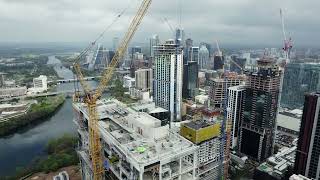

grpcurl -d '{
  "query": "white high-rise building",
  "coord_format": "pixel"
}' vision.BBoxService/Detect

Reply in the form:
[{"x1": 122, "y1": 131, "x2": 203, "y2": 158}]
[
  {"x1": 33, "y1": 75, "x2": 47, "y2": 90},
  {"x1": 190, "y1": 46, "x2": 199, "y2": 63},
  {"x1": 227, "y1": 85, "x2": 245, "y2": 149},
  {"x1": 199, "y1": 45, "x2": 209, "y2": 69},
  {"x1": 135, "y1": 68, "x2": 153, "y2": 91},
  {"x1": 153, "y1": 39, "x2": 183, "y2": 121},
  {"x1": 28, "y1": 75, "x2": 48, "y2": 94}
]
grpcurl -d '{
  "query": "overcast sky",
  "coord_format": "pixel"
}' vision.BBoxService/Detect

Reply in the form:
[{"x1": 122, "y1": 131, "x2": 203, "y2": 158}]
[{"x1": 0, "y1": 0, "x2": 319, "y2": 47}]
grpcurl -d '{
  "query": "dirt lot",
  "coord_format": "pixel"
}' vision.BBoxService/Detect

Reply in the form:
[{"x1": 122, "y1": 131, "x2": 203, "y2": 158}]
[{"x1": 25, "y1": 166, "x2": 81, "y2": 180}]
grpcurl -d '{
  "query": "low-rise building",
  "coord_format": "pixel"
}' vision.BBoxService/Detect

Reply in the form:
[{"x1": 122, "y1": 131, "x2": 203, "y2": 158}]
[
  {"x1": 129, "y1": 88, "x2": 152, "y2": 102},
  {"x1": 254, "y1": 146, "x2": 296, "y2": 180},
  {"x1": 0, "y1": 86, "x2": 27, "y2": 98},
  {"x1": 0, "y1": 102, "x2": 30, "y2": 120},
  {"x1": 289, "y1": 174, "x2": 312, "y2": 180},
  {"x1": 123, "y1": 75, "x2": 135, "y2": 89}
]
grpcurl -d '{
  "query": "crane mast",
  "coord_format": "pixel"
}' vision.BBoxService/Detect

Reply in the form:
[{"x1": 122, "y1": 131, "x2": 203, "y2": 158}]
[
  {"x1": 73, "y1": 0, "x2": 152, "y2": 179},
  {"x1": 215, "y1": 40, "x2": 230, "y2": 180}
]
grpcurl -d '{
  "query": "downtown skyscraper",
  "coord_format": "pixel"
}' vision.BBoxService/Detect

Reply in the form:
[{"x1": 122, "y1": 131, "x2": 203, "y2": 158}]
[
  {"x1": 153, "y1": 39, "x2": 183, "y2": 121},
  {"x1": 182, "y1": 61, "x2": 198, "y2": 99},
  {"x1": 227, "y1": 85, "x2": 246, "y2": 149},
  {"x1": 149, "y1": 34, "x2": 160, "y2": 59},
  {"x1": 238, "y1": 58, "x2": 282, "y2": 162},
  {"x1": 199, "y1": 45, "x2": 210, "y2": 70},
  {"x1": 294, "y1": 92, "x2": 320, "y2": 179}
]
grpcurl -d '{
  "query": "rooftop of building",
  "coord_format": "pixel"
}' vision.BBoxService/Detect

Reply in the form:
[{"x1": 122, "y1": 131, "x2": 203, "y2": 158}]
[
  {"x1": 130, "y1": 101, "x2": 168, "y2": 114},
  {"x1": 209, "y1": 72, "x2": 247, "y2": 82},
  {"x1": 228, "y1": 85, "x2": 246, "y2": 91},
  {"x1": 277, "y1": 113, "x2": 301, "y2": 132},
  {"x1": 73, "y1": 99, "x2": 197, "y2": 167},
  {"x1": 290, "y1": 174, "x2": 312, "y2": 180},
  {"x1": 256, "y1": 146, "x2": 296, "y2": 177},
  {"x1": 183, "y1": 120, "x2": 216, "y2": 131}
]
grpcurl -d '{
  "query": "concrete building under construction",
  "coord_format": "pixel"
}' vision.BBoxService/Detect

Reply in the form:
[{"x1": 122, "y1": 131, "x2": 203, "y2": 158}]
[
  {"x1": 180, "y1": 107, "x2": 230, "y2": 180},
  {"x1": 238, "y1": 58, "x2": 282, "y2": 162},
  {"x1": 73, "y1": 99, "x2": 198, "y2": 180},
  {"x1": 208, "y1": 72, "x2": 246, "y2": 108},
  {"x1": 180, "y1": 120, "x2": 222, "y2": 180}
]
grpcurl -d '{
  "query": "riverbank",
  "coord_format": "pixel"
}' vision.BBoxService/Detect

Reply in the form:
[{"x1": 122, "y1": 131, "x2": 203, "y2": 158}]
[
  {"x1": 0, "y1": 95, "x2": 66, "y2": 137},
  {"x1": 1, "y1": 134, "x2": 79, "y2": 180}
]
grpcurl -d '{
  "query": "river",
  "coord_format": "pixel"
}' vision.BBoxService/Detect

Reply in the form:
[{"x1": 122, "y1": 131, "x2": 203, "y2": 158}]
[{"x1": 0, "y1": 56, "x2": 98, "y2": 176}]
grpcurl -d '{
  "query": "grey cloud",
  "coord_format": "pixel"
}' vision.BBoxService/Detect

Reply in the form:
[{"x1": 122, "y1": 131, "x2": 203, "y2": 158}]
[{"x1": 0, "y1": 0, "x2": 319, "y2": 47}]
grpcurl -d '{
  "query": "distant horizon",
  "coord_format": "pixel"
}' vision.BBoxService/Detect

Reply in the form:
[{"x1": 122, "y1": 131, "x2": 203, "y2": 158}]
[{"x1": 0, "y1": 41, "x2": 318, "y2": 50}]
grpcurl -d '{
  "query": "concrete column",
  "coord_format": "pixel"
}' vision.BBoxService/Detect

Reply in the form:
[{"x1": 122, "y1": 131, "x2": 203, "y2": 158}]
[
  {"x1": 193, "y1": 152, "x2": 197, "y2": 179},
  {"x1": 139, "y1": 171, "x2": 143, "y2": 180},
  {"x1": 179, "y1": 157, "x2": 182, "y2": 180},
  {"x1": 159, "y1": 163, "x2": 162, "y2": 180}
]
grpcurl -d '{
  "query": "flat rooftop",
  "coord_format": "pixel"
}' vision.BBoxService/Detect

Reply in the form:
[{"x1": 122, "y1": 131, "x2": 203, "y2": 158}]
[
  {"x1": 184, "y1": 120, "x2": 215, "y2": 130},
  {"x1": 73, "y1": 99, "x2": 197, "y2": 168},
  {"x1": 277, "y1": 113, "x2": 301, "y2": 132}
]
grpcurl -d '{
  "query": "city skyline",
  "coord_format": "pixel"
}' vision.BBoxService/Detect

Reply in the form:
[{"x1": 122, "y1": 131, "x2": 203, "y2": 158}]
[
  {"x1": 1, "y1": 0, "x2": 320, "y2": 179},
  {"x1": 0, "y1": 0, "x2": 319, "y2": 47}
]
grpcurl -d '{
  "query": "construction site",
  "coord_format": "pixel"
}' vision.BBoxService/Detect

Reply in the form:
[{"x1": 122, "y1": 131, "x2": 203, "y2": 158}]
[
  {"x1": 69, "y1": 0, "x2": 289, "y2": 179},
  {"x1": 73, "y1": 97, "x2": 234, "y2": 180},
  {"x1": 74, "y1": 98, "x2": 198, "y2": 180}
]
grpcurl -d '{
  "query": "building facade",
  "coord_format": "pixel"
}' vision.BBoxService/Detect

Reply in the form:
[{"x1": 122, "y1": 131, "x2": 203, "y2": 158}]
[
  {"x1": 180, "y1": 120, "x2": 223, "y2": 180},
  {"x1": 28, "y1": 75, "x2": 48, "y2": 94},
  {"x1": 149, "y1": 34, "x2": 160, "y2": 58},
  {"x1": 190, "y1": 47, "x2": 199, "y2": 64},
  {"x1": 94, "y1": 44, "x2": 108, "y2": 69},
  {"x1": 208, "y1": 72, "x2": 246, "y2": 108},
  {"x1": 0, "y1": 73, "x2": 6, "y2": 87},
  {"x1": 281, "y1": 63, "x2": 320, "y2": 109},
  {"x1": 213, "y1": 55, "x2": 224, "y2": 70},
  {"x1": 184, "y1": 38, "x2": 193, "y2": 64},
  {"x1": 183, "y1": 61, "x2": 199, "y2": 99},
  {"x1": 135, "y1": 68, "x2": 153, "y2": 91},
  {"x1": 227, "y1": 85, "x2": 245, "y2": 149},
  {"x1": 153, "y1": 40, "x2": 183, "y2": 121},
  {"x1": 123, "y1": 75, "x2": 135, "y2": 89},
  {"x1": 294, "y1": 92, "x2": 320, "y2": 179},
  {"x1": 238, "y1": 59, "x2": 282, "y2": 162},
  {"x1": 199, "y1": 45, "x2": 209, "y2": 70},
  {"x1": 0, "y1": 86, "x2": 27, "y2": 98},
  {"x1": 33, "y1": 75, "x2": 47, "y2": 90}
]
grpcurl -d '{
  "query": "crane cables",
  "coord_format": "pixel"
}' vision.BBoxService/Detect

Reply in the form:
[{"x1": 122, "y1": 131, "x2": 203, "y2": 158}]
[
  {"x1": 73, "y1": 0, "x2": 133, "y2": 64},
  {"x1": 72, "y1": 0, "x2": 133, "y2": 93}
]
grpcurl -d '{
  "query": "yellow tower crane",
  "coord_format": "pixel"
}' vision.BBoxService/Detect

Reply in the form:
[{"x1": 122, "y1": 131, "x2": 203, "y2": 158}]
[{"x1": 73, "y1": 0, "x2": 152, "y2": 179}]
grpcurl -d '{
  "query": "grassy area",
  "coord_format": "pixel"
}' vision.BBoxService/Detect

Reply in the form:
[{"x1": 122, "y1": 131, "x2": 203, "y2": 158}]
[
  {"x1": 109, "y1": 79, "x2": 137, "y2": 104},
  {"x1": 55, "y1": 55, "x2": 74, "y2": 68},
  {"x1": 0, "y1": 95, "x2": 66, "y2": 136},
  {"x1": 1, "y1": 134, "x2": 79, "y2": 180},
  {"x1": 0, "y1": 56, "x2": 58, "y2": 86}
]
